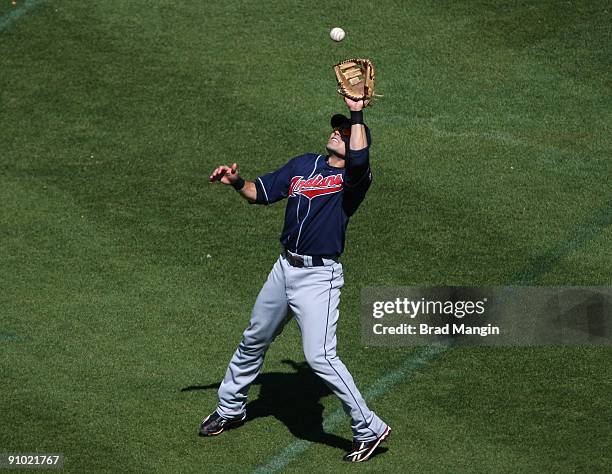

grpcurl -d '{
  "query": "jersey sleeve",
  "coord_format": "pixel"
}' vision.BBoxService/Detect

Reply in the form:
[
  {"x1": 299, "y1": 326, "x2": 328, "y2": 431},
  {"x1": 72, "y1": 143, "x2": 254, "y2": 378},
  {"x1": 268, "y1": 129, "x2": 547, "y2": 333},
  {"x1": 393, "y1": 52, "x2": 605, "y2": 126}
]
[
  {"x1": 343, "y1": 146, "x2": 373, "y2": 216},
  {"x1": 253, "y1": 157, "x2": 296, "y2": 205}
]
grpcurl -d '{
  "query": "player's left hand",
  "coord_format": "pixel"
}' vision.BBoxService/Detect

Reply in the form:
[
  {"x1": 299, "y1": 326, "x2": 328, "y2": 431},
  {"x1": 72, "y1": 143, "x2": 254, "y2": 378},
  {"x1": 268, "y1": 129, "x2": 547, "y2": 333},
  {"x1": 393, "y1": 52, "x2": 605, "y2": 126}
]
[
  {"x1": 209, "y1": 162, "x2": 240, "y2": 185},
  {"x1": 344, "y1": 96, "x2": 367, "y2": 111}
]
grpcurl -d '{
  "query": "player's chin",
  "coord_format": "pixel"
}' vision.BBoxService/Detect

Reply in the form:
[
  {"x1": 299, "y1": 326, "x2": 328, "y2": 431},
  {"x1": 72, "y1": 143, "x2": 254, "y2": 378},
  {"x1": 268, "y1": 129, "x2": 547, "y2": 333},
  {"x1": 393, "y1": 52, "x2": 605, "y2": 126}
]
[{"x1": 326, "y1": 145, "x2": 345, "y2": 158}]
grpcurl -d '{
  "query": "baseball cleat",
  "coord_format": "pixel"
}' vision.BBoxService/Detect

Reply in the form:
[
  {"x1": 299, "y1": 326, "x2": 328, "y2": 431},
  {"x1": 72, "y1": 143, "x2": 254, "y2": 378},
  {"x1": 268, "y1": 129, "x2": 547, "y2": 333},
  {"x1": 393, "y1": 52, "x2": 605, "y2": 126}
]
[
  {"x1": 342, "y1": 426, "x2": 391, "y2": 462},
  {"x1": 198, "y1": 410, "x2": 246, "y2": 437}
]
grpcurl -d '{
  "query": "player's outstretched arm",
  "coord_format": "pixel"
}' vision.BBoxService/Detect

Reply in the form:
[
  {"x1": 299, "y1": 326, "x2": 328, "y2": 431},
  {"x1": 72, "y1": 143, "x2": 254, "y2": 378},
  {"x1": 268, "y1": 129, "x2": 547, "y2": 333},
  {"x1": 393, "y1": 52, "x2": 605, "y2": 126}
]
[
  {"x1": 209, "y1": 163, "x2": 257, "y2": 202},
  {"x1": 342, "y1": 97, "x2": 370, "y2": 188},
  {"x1": 344, "y1": 97, "x2": 367, "y2": 151}
]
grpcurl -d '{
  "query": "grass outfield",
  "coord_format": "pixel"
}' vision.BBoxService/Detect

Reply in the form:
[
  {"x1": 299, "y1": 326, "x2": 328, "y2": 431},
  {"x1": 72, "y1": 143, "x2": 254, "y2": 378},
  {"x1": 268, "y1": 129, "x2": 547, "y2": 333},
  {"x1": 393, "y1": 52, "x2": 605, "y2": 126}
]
[{"x1": 1, "y1": 0, "x2": 611, "y2": 472}]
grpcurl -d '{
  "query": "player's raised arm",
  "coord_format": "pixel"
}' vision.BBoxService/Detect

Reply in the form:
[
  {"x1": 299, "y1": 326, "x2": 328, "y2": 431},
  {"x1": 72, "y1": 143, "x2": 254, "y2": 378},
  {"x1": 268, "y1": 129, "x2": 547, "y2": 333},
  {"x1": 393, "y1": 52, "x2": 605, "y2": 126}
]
[
  {"x1": 209, "y1": 163, "x2": 257, "y2": 202},
  {"x1": 340, "y1": 97, "x2": 371, "y2": 189},
  {"x1": 344, "y1": 97, "x2": 367, "y2": 151}
]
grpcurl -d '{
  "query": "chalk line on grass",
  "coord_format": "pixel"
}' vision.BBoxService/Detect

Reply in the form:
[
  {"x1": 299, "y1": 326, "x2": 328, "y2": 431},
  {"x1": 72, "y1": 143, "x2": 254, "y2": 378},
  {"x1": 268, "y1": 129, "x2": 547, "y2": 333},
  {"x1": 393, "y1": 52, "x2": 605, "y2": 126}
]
[
  {"x1": 250, "y1": 198, "x2": 612, "y2": 472},
  {"x1": 0, "y1": 0, "x2": 45, "y2": 32},
  {"x1": 252, "y1": 344, "x2": 448, "y2": 473},
  {"x1": 513, "y1": 198, "x2": 612, "y2": 284}
]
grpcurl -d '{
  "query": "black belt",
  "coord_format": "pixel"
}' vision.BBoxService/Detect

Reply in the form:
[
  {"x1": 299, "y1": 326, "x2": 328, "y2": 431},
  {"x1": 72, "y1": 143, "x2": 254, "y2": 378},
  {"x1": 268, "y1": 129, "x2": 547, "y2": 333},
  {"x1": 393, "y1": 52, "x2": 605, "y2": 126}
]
[{"x1": 282, "y1": 249, "x2": 338, "y2": 268}]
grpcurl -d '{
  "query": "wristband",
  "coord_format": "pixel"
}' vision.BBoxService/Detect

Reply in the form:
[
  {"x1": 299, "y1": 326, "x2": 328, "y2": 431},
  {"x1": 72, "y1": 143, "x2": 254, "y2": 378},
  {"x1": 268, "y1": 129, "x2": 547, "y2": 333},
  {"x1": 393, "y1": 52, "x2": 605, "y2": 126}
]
[
  {"x1": 350, "y1": 110, "x2": 364, "y2": 125},
  {"x1": 232, "y1": 177, "x2": 245, "y2": 191}
]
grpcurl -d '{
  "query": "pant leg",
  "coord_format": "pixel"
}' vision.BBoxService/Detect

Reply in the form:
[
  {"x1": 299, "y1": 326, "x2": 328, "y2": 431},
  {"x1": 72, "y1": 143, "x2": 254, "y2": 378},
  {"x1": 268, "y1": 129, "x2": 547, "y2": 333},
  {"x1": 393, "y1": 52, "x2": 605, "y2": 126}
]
[
  {"x1": 286, "y1": 260, "x2": 388, "y2": 442},
  {"x1": 217, "y1": 257, "x2": 289, "y2": 418}
]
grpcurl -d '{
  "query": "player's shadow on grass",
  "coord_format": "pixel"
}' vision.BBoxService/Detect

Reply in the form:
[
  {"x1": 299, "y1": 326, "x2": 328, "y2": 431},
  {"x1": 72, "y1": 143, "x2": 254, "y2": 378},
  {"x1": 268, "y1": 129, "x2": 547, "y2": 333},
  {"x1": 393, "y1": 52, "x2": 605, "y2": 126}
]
[{"x1": 182, "y1": 359, "x2": 387, "y2": 456}]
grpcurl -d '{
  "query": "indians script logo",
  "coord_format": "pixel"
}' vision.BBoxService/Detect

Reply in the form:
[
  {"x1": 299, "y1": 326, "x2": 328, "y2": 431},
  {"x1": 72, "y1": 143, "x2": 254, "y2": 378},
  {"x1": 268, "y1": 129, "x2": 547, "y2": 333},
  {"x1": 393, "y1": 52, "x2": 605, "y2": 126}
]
[{"x1": 288, "y1": 173, "x2": 344, "y2": 200}]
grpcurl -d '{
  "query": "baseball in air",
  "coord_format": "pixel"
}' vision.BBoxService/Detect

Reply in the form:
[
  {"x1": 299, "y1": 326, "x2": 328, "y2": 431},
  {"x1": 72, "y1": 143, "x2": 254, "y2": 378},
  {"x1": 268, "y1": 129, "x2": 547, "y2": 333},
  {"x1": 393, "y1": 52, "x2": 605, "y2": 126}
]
[{"x1": 330, "y1": 27, "x2": 346, "y2": 42}]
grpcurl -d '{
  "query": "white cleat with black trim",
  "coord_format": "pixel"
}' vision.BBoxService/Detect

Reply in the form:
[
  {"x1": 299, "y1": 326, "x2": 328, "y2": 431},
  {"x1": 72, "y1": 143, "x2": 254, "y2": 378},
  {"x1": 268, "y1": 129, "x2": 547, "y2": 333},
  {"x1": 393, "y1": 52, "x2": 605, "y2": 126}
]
[
  {"x1": 342, "y1": 426, "x2": 391, "y2": 462},
  {"x1": 198, "y1": 410, "x2": 246, "y2": 437}
]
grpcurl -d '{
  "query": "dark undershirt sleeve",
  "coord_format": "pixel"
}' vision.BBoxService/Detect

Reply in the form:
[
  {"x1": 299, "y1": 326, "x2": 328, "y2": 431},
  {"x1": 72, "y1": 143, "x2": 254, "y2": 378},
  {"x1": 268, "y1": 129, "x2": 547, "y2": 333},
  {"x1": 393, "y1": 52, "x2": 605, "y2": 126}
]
[
  {"x1": 345, "y1": 147, "x2": 370, "y2": 187},
  {"x1": 343, "y1": 146, "x2": 372, "y2": 216}
]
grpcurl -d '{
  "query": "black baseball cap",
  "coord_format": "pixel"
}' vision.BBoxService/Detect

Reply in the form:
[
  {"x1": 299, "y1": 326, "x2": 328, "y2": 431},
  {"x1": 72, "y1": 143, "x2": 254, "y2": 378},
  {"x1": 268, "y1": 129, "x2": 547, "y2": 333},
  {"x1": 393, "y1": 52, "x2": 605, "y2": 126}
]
[
  {"x1": 330, "y1": 114, "x2": 372, "y2": 146},
  {"x1": 331, "y1": 113, "x2": 351, "y2": 131}
]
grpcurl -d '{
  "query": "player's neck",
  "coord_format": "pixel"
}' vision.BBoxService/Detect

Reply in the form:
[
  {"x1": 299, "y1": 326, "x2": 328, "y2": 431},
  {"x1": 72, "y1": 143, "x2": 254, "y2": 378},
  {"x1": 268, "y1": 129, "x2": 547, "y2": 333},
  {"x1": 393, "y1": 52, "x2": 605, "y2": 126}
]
[{"x1": 327, "y1": 154, "x2": 345, "y2": 168}]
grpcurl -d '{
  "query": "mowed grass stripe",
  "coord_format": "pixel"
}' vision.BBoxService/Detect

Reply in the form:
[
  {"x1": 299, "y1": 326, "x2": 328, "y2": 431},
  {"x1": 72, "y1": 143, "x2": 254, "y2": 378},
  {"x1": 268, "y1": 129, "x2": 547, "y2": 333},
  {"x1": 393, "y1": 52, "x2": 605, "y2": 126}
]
[
  {"x1": 513, "y1": 198, "x2": 612, "y2": 284},
  {"x1": 0, "y1": 0, "x2": 44, "y2": 31},
  {"x1": 1, "y1": 1, "x2": 610, "y2": 472}
]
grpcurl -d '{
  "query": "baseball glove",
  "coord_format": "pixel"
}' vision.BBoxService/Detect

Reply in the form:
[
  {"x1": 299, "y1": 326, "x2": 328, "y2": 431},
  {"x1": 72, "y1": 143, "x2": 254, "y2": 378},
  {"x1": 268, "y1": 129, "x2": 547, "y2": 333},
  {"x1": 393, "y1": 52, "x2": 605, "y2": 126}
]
[{"x1": 333, "y1": 58, "x2": 377, "y2": 106}]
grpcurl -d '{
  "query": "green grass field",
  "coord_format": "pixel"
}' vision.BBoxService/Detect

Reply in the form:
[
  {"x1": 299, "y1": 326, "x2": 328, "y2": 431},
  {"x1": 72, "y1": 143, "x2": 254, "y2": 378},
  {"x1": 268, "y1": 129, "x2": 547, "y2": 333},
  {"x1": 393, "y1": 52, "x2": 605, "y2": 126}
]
[{"x1": 1, "y1": 0, "x2": 611, "y2": 472}]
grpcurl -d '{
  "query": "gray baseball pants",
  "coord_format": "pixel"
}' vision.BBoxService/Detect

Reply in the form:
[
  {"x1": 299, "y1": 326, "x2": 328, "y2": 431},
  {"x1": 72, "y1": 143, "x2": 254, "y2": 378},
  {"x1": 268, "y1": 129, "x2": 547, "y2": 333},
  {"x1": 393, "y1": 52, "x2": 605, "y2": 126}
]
[{"x1": 216, "y1": 253, "x2": 388, "y2": 442}]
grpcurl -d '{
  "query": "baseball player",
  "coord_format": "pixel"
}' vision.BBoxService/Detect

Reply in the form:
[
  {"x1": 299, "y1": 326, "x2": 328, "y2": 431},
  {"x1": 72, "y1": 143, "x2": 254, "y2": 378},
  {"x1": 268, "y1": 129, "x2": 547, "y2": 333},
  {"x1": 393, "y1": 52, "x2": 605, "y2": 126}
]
[{"x1": 201, "y1": 97, "x2": 390, "y2": 462}]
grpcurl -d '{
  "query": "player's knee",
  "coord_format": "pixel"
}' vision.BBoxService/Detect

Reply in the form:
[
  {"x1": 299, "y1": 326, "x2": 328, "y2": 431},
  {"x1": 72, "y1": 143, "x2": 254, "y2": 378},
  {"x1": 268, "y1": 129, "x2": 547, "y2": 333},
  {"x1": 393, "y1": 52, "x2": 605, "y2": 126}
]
[
  {"x1": 303, "y1": 349, "x2": 327, "y2": 372},
  {"x1": 240, "y1": 332, "x2": 271, "y2": 354}
]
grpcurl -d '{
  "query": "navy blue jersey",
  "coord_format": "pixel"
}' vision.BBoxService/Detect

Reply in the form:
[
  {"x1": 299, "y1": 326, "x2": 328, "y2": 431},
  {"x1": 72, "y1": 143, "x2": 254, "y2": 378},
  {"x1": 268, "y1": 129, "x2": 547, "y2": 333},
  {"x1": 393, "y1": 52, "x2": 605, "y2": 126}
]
[{"x1": 253, "y1": 146, "x2": 372, "y2": 256}]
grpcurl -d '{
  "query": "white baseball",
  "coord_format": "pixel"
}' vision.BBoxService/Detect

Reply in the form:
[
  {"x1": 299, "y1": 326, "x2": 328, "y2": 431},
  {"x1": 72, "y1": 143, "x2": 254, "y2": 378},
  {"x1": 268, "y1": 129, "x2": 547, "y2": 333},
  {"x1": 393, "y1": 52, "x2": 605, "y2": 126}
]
[{"x1": 330, "y1": 27, "x2": 345, "y2": 42}]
